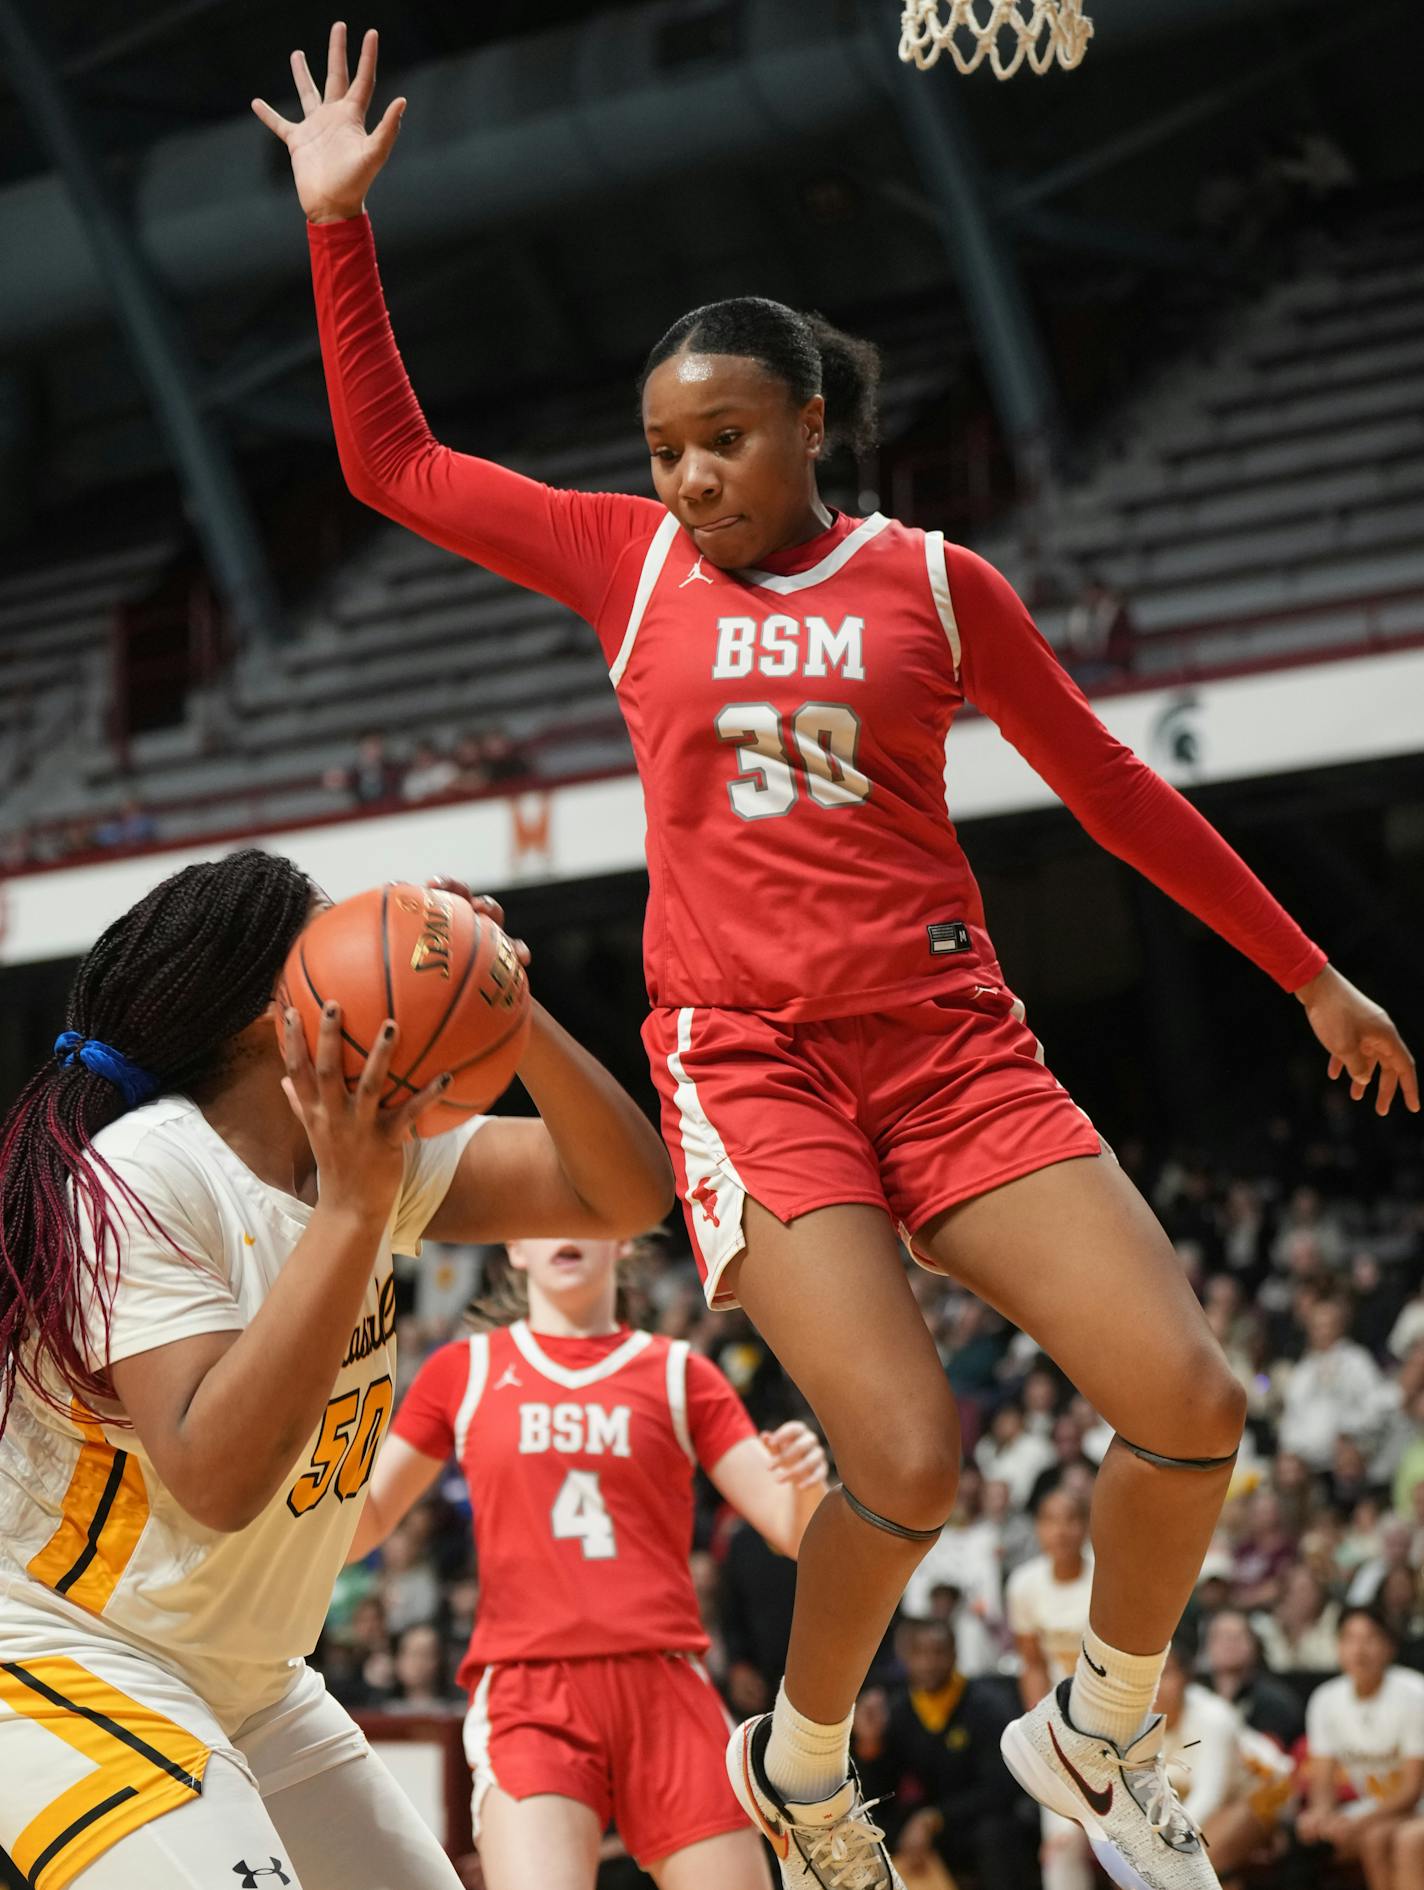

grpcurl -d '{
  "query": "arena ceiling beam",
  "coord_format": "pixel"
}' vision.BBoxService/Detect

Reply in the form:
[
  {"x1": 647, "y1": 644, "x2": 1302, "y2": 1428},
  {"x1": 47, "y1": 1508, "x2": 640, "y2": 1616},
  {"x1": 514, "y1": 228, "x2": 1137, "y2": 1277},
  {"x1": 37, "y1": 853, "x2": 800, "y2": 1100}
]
[{"x1": 0, "y1": 0, "x2": 284, "y2": 651}]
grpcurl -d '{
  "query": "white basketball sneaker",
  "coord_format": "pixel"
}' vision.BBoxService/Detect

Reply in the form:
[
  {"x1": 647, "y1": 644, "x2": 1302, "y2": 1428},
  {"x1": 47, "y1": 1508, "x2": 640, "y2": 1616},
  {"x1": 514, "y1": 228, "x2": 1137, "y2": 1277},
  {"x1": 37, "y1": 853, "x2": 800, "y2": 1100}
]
[
  {"x1": 726, "y1": 1715, "x2": 904, "y2": 1889},
  {"x1": 1000, "y1": 1680, "x2": 1222, "y2": 1890}
]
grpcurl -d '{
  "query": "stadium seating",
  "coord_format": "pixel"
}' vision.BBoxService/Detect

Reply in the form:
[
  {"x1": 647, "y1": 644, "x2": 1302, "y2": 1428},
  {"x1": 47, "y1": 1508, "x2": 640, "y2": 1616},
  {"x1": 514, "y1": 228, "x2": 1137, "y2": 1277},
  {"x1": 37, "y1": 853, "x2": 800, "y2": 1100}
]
[
  {"x1": 983, "y1": 201, "x2": 1424, "y2": 677},
  {"x1": 2, "y1": 202, "x2": 1421, "y2": 858}
]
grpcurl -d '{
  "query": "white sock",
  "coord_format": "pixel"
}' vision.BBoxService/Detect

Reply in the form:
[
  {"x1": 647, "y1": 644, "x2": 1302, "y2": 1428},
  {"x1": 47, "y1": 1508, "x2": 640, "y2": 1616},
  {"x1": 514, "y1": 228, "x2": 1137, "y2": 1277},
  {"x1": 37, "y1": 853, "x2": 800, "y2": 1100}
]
[
  {"x1": 763, "y1": 1681, "x2": 853, "y2": 1806},
  {"x1": 1067, "y1": 1626, "x2": 1168, "y2": 1749}
]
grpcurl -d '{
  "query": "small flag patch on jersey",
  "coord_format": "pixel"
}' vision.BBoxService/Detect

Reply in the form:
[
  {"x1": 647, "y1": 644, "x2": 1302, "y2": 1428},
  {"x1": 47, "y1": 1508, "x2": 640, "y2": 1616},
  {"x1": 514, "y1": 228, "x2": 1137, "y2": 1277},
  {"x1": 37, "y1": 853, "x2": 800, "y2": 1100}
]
[{"x1": 927, "y1": 921, "x2": 971, "y2": 956}]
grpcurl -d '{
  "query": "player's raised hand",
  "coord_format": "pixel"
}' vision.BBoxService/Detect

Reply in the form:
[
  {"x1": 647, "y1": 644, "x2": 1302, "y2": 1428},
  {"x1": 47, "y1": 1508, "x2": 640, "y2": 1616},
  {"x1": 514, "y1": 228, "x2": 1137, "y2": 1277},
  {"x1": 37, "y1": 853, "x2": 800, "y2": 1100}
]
[
  {"x1": 1296, "y1": 964, "x2": 1419, "y2": 1116},
  {"x1": 251, "y1": 23, "x2": 405, "y2": 224},
  {"x1": 281, "y1": 1002, "x2": 450, "y2": 1219}
]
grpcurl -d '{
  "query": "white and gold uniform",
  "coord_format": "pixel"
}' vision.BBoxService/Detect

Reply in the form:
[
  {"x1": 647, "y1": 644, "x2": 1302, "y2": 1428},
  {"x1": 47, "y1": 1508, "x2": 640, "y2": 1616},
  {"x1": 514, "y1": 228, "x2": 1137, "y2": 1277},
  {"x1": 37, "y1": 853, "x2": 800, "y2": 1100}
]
[
  {"x1": 0, "y1": 1096, "x2": 481, "y2": 1890},
  {"x1": 1306, "y1": 1666, "x2": 1424, "y2": 1815}
]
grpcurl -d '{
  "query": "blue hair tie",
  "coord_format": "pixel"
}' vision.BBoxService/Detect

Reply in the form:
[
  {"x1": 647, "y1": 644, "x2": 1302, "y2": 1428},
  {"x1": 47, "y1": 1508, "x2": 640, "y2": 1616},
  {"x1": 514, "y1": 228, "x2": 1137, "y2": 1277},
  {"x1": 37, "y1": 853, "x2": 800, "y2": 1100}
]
[{"x1": 54, "y1": 1031, "x2": 159, "y2": 1110}]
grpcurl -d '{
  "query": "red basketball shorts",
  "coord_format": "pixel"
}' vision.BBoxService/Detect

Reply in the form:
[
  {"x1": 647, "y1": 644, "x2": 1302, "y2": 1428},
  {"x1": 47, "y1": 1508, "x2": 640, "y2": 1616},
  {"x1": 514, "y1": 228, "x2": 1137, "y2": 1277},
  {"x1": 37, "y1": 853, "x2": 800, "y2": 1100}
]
[
  {"x1": 644, "y1": 983, "x2": 1105, "y2": 1309},
  {"x1": 462, "y1": 1650, "x2": 742, "y2": 1867}
]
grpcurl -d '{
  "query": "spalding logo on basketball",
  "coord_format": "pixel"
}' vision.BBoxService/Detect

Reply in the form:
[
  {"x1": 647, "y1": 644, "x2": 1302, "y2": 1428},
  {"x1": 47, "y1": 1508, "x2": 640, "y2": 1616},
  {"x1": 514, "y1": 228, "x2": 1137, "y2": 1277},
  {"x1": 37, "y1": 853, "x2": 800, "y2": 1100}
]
[{"x1": 281, "y1": 882, "x2": 532, "y2": 1134}]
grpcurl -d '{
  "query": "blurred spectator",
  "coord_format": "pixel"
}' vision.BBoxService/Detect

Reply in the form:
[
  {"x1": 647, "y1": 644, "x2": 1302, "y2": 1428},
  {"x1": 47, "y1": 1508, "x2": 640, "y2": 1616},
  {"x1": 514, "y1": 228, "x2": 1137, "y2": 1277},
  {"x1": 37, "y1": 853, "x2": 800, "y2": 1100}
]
[
  {"x1": 1063, "y1": 574, "x2": 1134, "y2": 685},
  {"x1": 1006, "y1": 1488, "x2": 1095, "y2": 1890},
  {"x1": 717, "y1": 1518, "x2": 796, "y2": 1719},
  {"x1": 401, "y1": 738, "x2": 459, "y2": 804},
  {"x1": 1397, "y1": 1385, "x2": 1424, "y2": 1520},
  {"x1": 1217, "y1": 1178, "x2": 1271, "y2": 1291},
  {"x1": 378, "y1": 1514, "x2": 442, "y2": 1636},
  {"x1": 1230, "y1": 1490, "x2": 1299, "y2": 1611},
  {"x1": 386, "y1": 1622, "x2": 462, "y2": 1714},
  {"x1": 94, "y1": 794, "x2": 158, "y2": 850},
  {"x1": 1277, "y1": 1290, "x2": 1393, "y2": 1470},
  {"x1": 1376, "y1": 1566, "x2": 1424, "y2": 1670},
  {"x1": 327, "y1": 727, "x2": 401, "y2": 806},
  {"x1": 852, "y1": 1620, "x2": 1037, "y2": 1888},
  {"x1": 901, "y1": 1468, "x2": 1007, "y2": 1676},
  {"x1": 1026, "y1": 1414, "x2": 1099, "y2": 1515},
  {"x1": 1202, "y1": 1608, "x2": 1305, "y2": 1749},
  {"x1": 1270, "y1": 1184, "x2": 1347, "y2": 1274},
  {"x1": 1253, "y1": 1564, "x2": 1341, "y2": 1674},
  {"x1": 1160, "y1": 1634, "x2": 1297, "y2": 1880},
  {"x1": 1298, "y1": 1608, "x2": 1424, "y2": 1875},
  {"x1": 974, "y1": 1401, "x2": 1056, "y2": 1509},
  {"x1": 1021, "y1": 1363, "x2": 1062, "y2": 1439},
  {"x1": 477, "y1": 728, "x2": 526, "y2": 784},
  {"x1": 450, "y1": 733, "x2": 491, "y2": 793}
]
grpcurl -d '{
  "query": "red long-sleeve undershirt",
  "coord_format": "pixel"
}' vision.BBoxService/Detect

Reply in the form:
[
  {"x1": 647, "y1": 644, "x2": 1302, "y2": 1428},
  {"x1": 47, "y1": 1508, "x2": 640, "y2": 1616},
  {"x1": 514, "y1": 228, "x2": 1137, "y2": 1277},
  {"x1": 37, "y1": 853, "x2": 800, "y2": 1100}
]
[{"x1": 308, "y1": 213, "x2": 1326, "y2": 995}]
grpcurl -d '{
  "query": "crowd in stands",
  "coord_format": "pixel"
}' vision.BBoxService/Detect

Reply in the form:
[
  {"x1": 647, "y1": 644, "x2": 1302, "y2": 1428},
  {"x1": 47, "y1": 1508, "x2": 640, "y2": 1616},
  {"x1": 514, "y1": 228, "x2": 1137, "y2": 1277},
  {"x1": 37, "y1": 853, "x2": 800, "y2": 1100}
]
[
  {"x1": 0, "y1": 725, "x2": 531, "y2": 874},
  {"x1": 313, "y1": 1081, "x2": 1424, "y2": 1886},
  {"x1": 323, "y1": 726, "x2": 529, "y2": 813}
]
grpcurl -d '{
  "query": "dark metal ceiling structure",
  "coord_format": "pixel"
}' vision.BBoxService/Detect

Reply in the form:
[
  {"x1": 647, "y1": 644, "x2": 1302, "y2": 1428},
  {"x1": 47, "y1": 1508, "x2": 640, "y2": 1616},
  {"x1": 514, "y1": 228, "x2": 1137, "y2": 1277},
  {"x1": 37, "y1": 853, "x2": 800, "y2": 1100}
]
[{"x1": 0, "y1": 0, "x2": 1416, "y2": 637}]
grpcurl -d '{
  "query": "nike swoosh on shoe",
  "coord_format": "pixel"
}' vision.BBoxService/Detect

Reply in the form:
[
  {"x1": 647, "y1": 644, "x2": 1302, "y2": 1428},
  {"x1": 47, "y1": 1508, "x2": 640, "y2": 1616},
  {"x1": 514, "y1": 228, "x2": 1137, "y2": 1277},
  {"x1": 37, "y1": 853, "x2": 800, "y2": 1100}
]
[{"x1": 1048, "y1": 1722, "x2": 1114, "y2": 1817}]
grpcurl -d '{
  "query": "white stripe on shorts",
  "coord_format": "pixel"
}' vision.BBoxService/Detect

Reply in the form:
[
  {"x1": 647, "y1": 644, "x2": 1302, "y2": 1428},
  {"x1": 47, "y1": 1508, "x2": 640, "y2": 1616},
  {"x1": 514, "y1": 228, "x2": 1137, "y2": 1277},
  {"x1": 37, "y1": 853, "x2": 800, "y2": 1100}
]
[
  {"x1": 462, "y1": 1665, "x2": 499, "y2": 1838},
  {"x1": 666, "y1": 1008, "x2": 750, "y2": 1311}
]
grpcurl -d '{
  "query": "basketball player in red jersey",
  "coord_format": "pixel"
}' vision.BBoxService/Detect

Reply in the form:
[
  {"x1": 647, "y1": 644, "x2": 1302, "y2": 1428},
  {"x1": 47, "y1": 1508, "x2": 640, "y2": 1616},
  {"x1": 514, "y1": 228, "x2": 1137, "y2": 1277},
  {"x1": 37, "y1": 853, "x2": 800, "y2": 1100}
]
[
  {"x1": 255, "y1": 28, "x2": 1419, "y2": 1889},
  {"x1": 352, "y1": 1234, "x2": 829, "y2": 1890}
]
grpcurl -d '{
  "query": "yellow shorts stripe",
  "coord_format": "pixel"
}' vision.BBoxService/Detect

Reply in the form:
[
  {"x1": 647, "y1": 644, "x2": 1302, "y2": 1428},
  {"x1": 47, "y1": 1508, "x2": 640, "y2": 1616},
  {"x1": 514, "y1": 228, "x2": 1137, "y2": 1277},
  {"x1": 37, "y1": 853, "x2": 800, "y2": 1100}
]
[
  {"x1": 26, "y1": 1405, "x2": 150, "y2": 1614},
  {"x1": 0, "y1": 1658, "x2": 209, "y2": 1890}
]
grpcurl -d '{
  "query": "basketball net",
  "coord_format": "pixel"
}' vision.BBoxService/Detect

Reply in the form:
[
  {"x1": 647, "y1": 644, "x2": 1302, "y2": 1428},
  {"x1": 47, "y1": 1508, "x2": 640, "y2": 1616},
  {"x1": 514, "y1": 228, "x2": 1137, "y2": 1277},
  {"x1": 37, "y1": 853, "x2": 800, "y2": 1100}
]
[{"x1": 899, "y1": 0, "x2": 1093, "y2": 78}]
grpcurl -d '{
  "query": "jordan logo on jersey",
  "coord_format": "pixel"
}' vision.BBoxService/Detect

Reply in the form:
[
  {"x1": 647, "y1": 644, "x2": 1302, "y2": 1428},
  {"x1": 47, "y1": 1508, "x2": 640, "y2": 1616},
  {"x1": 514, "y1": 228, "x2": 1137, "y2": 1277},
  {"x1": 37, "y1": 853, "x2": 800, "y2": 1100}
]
[
  {"x1": 518, "y1": 1402, "x2": 631, "y2": 1457},
  {"x1": 690, "y1": 1178, "x2": 721, "y2": 1226},
  {"x1": 680, "y1": 555, "x2": 713, "y2": 587},
  {"x1": 494, "y1": 1364, "x2": 523, "y2": 1390}
]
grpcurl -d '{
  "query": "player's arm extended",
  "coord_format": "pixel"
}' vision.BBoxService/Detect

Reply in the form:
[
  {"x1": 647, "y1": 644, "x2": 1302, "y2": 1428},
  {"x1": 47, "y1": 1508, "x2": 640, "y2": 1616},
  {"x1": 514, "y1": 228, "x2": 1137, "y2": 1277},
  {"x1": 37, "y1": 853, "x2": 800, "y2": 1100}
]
[
  {"x1": 257, "y1": 24, "x2": 656, "y2": 621},
  {"x1": 708, "y1": 1422, "x2": 830, "y2": 1560},
  {"x1": 346, "y1": 1432, "x2": 443, "y2": 1562},
  {"x1": 949, "y1": 545, "x2": 1416, "y2": 1112},
  {"x1": 421, "y1": 1003, "x2": 673, "y2": 1244}
]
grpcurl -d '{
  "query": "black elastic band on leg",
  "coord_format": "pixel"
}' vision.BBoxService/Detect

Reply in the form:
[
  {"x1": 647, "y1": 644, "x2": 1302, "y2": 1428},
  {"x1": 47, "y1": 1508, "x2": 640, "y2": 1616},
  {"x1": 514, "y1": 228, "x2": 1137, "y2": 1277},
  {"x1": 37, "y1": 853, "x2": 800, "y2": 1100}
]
[
  {"x1": 1116, "y1": 1435, "x2": 1239, "y2": 1473},
  {"x1": 839, "y1": 1483, "x2": 946, "y2": 1543}
]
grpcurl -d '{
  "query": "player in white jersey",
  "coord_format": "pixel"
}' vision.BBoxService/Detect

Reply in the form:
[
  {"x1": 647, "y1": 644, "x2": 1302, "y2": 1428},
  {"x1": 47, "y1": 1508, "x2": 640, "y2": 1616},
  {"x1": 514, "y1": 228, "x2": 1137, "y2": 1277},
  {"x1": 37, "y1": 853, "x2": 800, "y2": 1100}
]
[
  {"x1": 1299, "y1": 1606, "x2": 1424, "y2": 1886},
  {"x1": 1005, "y1": 1487, "x2": 1095, "y2": 1890},
  {"x1": 0, "y1": 852, "x2": 673, "y2": 1890}
]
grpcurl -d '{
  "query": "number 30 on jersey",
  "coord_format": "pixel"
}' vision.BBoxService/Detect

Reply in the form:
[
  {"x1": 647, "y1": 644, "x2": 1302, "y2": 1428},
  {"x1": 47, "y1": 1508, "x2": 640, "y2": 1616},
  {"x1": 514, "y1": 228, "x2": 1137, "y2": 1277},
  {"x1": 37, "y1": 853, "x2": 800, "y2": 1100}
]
[{"x1": 717, "y1": 701, "x2": 870, "y2": 821}]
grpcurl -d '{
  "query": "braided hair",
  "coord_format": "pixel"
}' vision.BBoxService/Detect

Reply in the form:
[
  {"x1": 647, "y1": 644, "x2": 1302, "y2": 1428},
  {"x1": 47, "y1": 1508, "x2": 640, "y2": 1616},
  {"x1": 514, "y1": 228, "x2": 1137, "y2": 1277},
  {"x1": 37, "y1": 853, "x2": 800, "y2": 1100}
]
[
  {"x1": 639, "y1": 296, "x2": 882, "y2": 457},
  {"x1": 0, "y1": 848, "x2": 313, "y2": 1434}
]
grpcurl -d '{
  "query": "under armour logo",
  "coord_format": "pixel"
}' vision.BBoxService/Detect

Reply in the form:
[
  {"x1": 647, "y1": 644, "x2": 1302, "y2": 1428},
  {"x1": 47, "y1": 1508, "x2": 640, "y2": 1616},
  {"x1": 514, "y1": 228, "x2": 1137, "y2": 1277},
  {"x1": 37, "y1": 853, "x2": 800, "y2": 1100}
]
[
  {"x1": 494, "y1": 1365, "x2": 523, "y2": 1390},
  {"x1": 690, "y1": 1179, "x2": 721, "y2": 1227},
  {"x1": 679, "y1": 556, "x2": 713, "y2": 587},
  {"x1": 233, "y1": 1862, "x2": 290, "y2": 1889}
]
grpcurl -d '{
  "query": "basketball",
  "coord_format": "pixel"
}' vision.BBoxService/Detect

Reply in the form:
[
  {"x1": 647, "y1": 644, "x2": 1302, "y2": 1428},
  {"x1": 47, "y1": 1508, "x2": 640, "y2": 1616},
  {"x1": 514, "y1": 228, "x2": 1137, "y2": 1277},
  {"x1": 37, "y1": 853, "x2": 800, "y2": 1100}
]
[{"x1": 280, "y1": 882, "x2": 531, "y2": 1133}]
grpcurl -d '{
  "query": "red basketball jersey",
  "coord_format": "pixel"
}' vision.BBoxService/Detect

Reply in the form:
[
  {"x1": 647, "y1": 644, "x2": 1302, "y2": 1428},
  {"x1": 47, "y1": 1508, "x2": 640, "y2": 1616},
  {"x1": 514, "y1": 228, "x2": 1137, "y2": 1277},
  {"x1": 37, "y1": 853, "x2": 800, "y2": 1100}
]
[
  {"x1": 393, "y1": 1322, "x2": 755, "y2": 1681},
  {"x1": 310, "y1": 215, "x2": 1327, "y2": 1018},
  {"x1": 609, "y1": 512, "x2": 986, "y2": 1018}
]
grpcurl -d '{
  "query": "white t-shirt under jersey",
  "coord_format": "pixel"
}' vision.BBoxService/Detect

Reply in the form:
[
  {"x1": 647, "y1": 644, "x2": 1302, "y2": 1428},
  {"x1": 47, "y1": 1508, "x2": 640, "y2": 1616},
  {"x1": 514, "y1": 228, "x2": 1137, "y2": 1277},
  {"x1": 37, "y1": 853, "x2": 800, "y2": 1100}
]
[
  {"x1": 1005, "y1": 1552, "x2": 1094, "y2": 1685},
  {"x1": 1307, "y1": 1667, "x2": 1424, "y2": 1810},
  {"x1": 0, "y1": 1095, "x2": 482, "y2": 1729}
]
